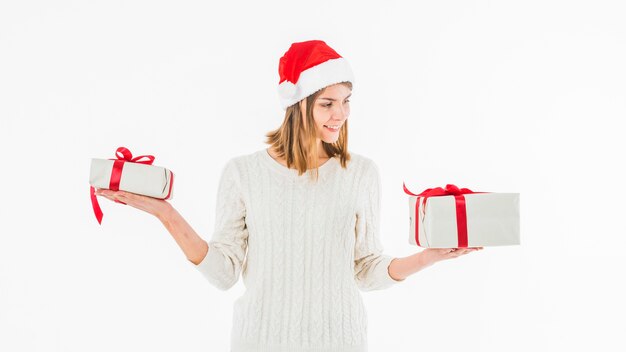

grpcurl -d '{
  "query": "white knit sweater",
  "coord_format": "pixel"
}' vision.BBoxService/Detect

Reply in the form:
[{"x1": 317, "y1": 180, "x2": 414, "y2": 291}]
[{"x1": 193, "y1": 148, "x2": 404, "y2": 352}]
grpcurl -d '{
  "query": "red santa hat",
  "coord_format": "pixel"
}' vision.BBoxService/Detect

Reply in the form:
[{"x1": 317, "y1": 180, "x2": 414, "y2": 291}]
[{"x1": 277, "y1": 40, "x2": 355, "y2": 110}]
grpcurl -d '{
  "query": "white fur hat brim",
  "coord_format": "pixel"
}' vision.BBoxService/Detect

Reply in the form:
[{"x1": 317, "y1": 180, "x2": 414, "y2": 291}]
[{"x1": 277, "y1": 57, "x2": 354, "y2": 110}]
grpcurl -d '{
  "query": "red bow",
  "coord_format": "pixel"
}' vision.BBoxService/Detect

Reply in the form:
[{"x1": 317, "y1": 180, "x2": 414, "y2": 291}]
[
  {"x1": 111, "y1": 147, "x2": 155, "y2": 165},
  {"x1": 403, "y1": 183, "x2": 480, "y2": 247},
  {"x1": 90, "y1": 147, "x2": 156, "y2": 225}
]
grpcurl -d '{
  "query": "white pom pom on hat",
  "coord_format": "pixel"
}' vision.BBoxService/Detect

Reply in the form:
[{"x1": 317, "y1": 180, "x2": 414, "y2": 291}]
[
  {"x1": 277, "y1": 80, "x2": 297, "y2": 99},
  {"x1": 277, "y1": 40, "x2": 355, "y2": 110}
]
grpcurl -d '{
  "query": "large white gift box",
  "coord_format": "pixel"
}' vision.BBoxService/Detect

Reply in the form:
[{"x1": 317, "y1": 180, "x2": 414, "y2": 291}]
[
  {"x1": 89, "y1": 147, "x2": 174, "y2": 224},
  {"x1": 404, "y1": 183, "x2": 520, "y2": 248}
]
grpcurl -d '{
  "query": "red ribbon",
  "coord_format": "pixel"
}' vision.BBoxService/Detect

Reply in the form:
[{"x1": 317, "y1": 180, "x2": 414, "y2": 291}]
[
  {"x1": 90, "y1": 147, "x2": 156, "y2": 225},
  {"x1": 403, "y1": 183, "x2": 480, "y2": 248}
]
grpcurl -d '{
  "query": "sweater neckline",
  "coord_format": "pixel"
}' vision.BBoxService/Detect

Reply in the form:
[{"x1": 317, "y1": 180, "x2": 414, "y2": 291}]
[{"x1": 259, "y1": 148, "x2": 338, "y2": 179}]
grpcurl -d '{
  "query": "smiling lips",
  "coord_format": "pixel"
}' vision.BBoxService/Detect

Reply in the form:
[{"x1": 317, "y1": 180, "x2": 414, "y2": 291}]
[{"x1": 324, "y1": 124, "x2": 341, "y2": 131}]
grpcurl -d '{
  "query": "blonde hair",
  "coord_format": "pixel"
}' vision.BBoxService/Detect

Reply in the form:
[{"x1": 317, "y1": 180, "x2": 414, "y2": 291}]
[{"x1": 264, "y1": 81, "x2": 352, "y2": 182}]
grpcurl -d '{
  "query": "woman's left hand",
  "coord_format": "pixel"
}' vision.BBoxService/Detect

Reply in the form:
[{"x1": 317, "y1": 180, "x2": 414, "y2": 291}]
[{"x1": 422, "y1": 247, "x2": 484, "y2": 266}]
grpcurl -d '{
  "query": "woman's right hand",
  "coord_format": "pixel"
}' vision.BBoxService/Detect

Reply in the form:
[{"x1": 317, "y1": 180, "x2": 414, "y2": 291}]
[
  {"x1": 422, "y1": 247, "x2": 483, "y2": 265},
  {"x1": 94, "y1": 188, "x2": 173, "y2": 221}
]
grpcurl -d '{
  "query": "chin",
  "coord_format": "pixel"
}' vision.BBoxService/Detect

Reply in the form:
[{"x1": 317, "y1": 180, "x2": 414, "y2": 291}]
[{"x1": 322, "y1": 135, "x2": 339, "y2": 144}]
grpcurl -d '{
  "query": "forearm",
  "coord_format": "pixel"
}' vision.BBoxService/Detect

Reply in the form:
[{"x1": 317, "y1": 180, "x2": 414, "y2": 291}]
[
  {"x1": 158, "y1": 207, "x2": 209, "y2": 265},
  {"x1": 388, "y1": 251, "x2": 435, "y2": 281}
]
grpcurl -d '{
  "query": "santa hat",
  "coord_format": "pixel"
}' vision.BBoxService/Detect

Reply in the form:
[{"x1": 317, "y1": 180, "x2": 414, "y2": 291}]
[{"x1": 277, "y1": 40, "x2": 355, "y2": 110}]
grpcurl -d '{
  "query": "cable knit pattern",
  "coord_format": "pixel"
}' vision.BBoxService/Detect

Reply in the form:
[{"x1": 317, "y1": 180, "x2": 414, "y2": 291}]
[{"x1": 194, "y1": 148, "x2": 403, "y2": 352}]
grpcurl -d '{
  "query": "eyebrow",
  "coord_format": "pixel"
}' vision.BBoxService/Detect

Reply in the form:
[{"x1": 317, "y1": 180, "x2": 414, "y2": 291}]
[{"x1": 318, "y1": 93, "x2": 352, "y2": 101}]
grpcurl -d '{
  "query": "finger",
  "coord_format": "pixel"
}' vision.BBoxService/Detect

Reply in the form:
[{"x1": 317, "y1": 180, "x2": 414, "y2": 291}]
[
  {"x1": 101, "y1": 191, "x2": 126, "y2": 204},
  {"x1": 116, "y1": 190, "x2": 140, "y2": 202},
  {"x1": 458, "y1": 248, "x2": 478, "y2": 256},
  {"x1": 105, "y1": 190, "x2": 127, "y2": 199},
  {"x1": 447, "y1": 248, "x2": 468, "y2": 257},
  {"x1": 449, "y1": 249, "x2": 463, "y2": 256},
  {"x1": 101, "y1": 194, "x2": 116, "y2": 202},
  {"x1": 96, "y1": 189, "x2": 113, "y2": 197},
  {"x1": 116, "y1": 191, "x2": 151, "y2": 210},
  {"x1": 97, "y1": 190, "x2": 112, "y2": 199},
  {"x1": 116, "y1": 191, "x2": 143, "y2": 205},
  {"x1": 97, "y1": 188, "x2": 113, "y2": 196},
  {"x1": 445, "y1": 248, "x2": 460, "y2": 257}
]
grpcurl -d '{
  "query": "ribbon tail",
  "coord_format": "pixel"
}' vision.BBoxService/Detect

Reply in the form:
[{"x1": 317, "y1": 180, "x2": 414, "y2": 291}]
[
  {"x1": 403, "y1": 182, "x2": 420, "y2": 196},
  {"x1": 90, "y1": 186, "x2": 103, "y2": 225}
]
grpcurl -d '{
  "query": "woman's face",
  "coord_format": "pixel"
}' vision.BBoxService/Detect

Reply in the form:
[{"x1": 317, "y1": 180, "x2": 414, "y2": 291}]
[{"x1": 305, "y1": 83, "x2": 351, "y2": 143}]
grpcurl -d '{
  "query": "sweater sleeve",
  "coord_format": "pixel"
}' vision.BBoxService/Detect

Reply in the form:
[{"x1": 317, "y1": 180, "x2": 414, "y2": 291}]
[
  {"x1": 353, "y1": 159, "x2": 405, "y2": 291},
  {"x1": 194, "y1": 158, "x2": 249, "y2": 291}
]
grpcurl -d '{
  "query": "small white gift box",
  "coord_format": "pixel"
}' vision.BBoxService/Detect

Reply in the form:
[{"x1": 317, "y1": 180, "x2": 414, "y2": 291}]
[
  {"x1": 89, "y1": 147, "x2": 174, "y2": 224},
  {"x1": 89, "y1": 159, "x2": 174, "y2": 199},
  {"x1": 404, "y1": 183, "x2": 520, "y2": 248}
]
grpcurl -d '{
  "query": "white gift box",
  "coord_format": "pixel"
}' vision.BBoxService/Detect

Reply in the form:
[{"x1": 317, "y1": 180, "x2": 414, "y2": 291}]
[
  {"x1": 408, "y1": 191, "x2": 520, "y2": 248},
  {"x1": 89, "y1": 147, "x2": 175, "y2": 225},
  {"x1": 89, "y1": 158, "x2": 174, "y2": 199}
]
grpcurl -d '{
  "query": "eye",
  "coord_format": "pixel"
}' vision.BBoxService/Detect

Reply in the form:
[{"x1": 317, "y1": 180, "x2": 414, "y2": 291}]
[{"x1": 322, "y1": 99, "x2": 349, "y2": 108}]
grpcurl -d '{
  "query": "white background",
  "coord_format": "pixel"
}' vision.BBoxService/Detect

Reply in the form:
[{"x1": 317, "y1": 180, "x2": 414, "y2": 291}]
[{"x1": 1, "y1": 1, "x2": 624, "y2": 351}]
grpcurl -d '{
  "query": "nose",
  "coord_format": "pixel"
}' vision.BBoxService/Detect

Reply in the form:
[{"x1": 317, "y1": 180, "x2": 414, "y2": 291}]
[{"x1": 333, "y1": 103, "x2": 349, "y2": 120}]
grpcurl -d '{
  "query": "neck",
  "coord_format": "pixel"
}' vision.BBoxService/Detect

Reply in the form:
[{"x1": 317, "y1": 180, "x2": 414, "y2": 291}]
[{"x1": 315, "y1": 139, "x2": 329, "y2": 159}]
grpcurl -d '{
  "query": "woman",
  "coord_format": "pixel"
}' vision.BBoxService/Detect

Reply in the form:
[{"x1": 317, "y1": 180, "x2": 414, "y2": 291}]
[{"x1": 95, "y1": 39, "x2": 482, "y2": 352}]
